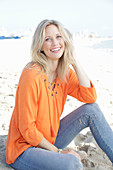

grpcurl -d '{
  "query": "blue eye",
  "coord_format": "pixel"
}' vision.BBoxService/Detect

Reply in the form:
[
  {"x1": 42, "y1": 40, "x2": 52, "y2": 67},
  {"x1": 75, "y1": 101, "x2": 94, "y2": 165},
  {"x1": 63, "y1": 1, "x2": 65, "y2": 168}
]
[
  {"x1": 45, "y1": 38, "x2": 50, "y2": 41},
  {"x1": 57, "y1": 35, "x2": 62, "y2": 39}
]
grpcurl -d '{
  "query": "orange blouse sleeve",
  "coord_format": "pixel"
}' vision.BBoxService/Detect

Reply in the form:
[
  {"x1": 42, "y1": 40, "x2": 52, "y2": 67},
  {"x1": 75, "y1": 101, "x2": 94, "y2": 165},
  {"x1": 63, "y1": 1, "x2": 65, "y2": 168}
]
[
  {"x1": 67, "y1": 68, "x2": 97, "y2": 103},
  {"x1": 18, "y1": 69, "x2": 43, "y2": 146}
]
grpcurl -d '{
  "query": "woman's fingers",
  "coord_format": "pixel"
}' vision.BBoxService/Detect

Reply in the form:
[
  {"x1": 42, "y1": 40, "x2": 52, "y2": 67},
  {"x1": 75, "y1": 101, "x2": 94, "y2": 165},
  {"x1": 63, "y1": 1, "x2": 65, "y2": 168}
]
[{"x1": 61, "y1": 149, "x2": 81, "y2": 161}]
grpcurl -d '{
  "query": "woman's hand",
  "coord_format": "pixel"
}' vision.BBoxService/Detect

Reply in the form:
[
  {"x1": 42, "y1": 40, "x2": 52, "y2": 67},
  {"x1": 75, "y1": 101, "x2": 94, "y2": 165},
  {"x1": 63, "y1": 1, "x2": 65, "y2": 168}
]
[{"x1": 61, "y1": 149, "x2": 81, "y2": 161}]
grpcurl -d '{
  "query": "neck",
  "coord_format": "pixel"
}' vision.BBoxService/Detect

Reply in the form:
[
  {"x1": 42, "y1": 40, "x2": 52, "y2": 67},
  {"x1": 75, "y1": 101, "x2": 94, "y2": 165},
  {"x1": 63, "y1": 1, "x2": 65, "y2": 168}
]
[
  {"x1": 47, "y1": 59, "x2": 59, "y2": 83},
  {"x1": 48, "y1": 59, "x2": 58, "y2": 73}
]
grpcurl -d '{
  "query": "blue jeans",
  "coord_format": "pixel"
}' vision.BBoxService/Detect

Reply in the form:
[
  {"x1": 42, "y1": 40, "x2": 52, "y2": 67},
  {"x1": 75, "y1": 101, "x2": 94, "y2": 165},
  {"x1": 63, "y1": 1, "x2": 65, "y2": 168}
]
[{"x1": 10, "y1": 103, "x2": 113, "y2": 170}]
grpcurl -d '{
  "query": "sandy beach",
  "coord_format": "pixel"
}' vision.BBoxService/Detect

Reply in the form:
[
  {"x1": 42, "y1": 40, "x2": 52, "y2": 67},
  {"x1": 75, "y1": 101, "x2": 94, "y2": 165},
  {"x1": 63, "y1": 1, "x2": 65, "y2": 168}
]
[{"x1": 0, "y1": 35, "x2": 113, "y2": 169}]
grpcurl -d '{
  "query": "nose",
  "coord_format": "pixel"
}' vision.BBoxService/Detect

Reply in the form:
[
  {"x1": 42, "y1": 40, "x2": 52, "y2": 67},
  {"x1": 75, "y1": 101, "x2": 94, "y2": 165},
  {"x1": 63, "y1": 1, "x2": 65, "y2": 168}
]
[{"x1": 52, "y1": 38, "x2": 58, "y2": 45}]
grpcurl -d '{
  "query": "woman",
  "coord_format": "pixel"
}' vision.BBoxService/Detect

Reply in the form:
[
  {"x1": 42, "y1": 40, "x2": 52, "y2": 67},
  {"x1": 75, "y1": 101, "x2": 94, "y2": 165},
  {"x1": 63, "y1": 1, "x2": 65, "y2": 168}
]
[{"x1": 6, "y1": 19, "x2": 113, "y2": 170}]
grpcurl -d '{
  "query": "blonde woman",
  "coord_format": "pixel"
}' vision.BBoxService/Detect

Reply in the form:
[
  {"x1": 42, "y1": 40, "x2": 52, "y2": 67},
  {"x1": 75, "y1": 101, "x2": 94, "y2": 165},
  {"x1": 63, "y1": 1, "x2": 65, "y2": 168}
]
[{"x1": 6, "y1": 19, "x2": 113, "y2": 170}]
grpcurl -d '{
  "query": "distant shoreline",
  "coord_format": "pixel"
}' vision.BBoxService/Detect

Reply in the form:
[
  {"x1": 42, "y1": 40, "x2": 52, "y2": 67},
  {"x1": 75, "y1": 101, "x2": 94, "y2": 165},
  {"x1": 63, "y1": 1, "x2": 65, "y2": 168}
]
[{"x1": 0, "y1": 35, "x2": 20, "y2": 40}]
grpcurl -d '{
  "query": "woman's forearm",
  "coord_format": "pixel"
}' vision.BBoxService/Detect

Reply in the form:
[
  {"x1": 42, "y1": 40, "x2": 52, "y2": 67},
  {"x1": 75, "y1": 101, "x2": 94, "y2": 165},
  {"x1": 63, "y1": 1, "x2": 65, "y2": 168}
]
[
  {"x1": 38, "y1": 137, "x2": 58, "y2": 152},
  {"x1": 38, "y1": 138, "x2": 81, "y2": 160},
  {"x1": 72, "y1": 59, "x2": 91, "y2": 88}
]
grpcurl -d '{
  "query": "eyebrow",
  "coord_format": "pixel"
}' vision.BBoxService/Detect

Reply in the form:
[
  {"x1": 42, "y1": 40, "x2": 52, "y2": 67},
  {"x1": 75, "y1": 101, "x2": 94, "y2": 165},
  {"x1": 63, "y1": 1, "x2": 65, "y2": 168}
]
[{"x1": 45, "y1": 33, "x2": 61, "y2": 38}]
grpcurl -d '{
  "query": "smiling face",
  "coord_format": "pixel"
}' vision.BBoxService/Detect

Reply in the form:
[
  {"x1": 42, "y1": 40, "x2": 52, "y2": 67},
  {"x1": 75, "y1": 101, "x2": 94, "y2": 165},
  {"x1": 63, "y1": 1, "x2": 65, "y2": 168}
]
[{"x1": 41, "y1": 24, "x2": 65, "y2": 61}]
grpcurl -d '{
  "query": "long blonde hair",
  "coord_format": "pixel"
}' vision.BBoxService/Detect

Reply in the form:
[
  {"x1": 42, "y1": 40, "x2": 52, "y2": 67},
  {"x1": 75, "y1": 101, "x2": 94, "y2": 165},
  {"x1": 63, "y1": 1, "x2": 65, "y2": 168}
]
[{"x1": 30, "y1": 19, "x2": 74, "y2": 81}]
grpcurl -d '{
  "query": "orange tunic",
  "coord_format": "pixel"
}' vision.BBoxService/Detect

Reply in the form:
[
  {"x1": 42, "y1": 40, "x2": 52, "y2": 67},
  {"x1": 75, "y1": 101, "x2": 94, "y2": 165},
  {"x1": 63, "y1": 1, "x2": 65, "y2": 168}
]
[{"x1": 6, "y1": 67, "x2": 97, "y2": 164}]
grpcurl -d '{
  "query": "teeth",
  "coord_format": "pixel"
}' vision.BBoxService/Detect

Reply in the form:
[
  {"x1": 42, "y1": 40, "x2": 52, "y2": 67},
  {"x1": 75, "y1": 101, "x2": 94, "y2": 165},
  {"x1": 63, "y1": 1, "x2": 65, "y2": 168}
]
[{"x1": 51, "y1": 48, "x2": 60, "y2": 52}]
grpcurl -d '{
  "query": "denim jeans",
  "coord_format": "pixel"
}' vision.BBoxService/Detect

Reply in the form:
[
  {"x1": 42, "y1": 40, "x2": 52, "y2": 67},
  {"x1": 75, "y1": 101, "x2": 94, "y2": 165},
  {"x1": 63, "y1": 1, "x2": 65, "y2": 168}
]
[{"x1": 10, "y1": 103, "x2": 113, "y2": 170}]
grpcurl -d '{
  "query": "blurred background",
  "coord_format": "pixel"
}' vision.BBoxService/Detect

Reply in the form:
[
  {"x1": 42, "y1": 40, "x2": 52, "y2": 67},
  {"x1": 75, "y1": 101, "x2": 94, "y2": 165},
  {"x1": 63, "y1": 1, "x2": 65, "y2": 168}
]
[{"x1": 0, "y1": 0, "x2": 113, "y2": 37}]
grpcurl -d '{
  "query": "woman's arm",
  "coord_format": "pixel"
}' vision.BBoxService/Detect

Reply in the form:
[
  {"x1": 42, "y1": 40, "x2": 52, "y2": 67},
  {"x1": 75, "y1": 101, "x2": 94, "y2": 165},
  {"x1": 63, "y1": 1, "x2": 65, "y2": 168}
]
[
  {"x1": 38, "y1": 137, "x2": 81, "y2": 160},
  {"x1": 38, "y1": 137, "x2": 58, "y2": 152},
  {"x1": 71, "y1": 47, "x2": 91, "y2": 88},
  {"x1": 72, "y1": 59, "x2": 91, "y2": 88},
  {"x1": 67, "y1": 48, "x2": 97, "y2": 103}
]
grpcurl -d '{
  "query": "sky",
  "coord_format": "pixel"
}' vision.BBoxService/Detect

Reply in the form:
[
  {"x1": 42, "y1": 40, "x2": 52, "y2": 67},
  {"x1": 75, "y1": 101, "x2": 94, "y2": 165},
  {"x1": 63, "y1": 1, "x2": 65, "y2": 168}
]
[{"x1": 0, "y1": 0, "x2": 113, "y2": 36}]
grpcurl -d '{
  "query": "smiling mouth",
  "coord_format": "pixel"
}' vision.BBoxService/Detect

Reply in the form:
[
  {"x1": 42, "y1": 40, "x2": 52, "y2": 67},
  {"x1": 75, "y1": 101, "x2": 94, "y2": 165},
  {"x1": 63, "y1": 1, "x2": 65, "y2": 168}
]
[{"x1": 50, "y1": 47, "x2": 61, "y2": 52}]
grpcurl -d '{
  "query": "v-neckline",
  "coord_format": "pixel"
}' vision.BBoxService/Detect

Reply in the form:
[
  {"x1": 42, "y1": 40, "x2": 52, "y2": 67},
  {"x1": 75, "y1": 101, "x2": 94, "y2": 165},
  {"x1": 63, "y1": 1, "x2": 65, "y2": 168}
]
[{"x1": 43, "y1": 75, "x2": 60, "y2": 96}]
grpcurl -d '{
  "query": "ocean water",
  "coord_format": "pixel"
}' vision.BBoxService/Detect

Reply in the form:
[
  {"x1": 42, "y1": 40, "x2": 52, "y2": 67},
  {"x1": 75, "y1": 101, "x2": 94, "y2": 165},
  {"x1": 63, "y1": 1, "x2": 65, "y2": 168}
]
[{"x1": 92, "y1": 39, "x2": 113, "y2": 49}]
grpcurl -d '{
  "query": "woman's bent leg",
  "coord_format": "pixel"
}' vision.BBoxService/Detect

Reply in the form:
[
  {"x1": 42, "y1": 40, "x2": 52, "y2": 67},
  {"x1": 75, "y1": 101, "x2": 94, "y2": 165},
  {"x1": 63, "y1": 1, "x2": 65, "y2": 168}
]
[
  {"x1": 55, "y1": 103, "x2": 113, "y2": 163},
  {"x1": 10, "y1": 147, "x2": 83, "y2": 170}
]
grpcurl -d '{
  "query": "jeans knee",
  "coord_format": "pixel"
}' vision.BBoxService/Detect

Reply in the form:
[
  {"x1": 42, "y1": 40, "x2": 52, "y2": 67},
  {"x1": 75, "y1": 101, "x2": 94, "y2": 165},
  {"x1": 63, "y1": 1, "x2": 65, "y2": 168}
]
[
  {"x1": 67, "y1": 155, "x2": 83, "y2": 170},
  {"x1": 86, "y1": 102, "x2": 99, "y2": 109},
  {"x1": 85, "y1": 103, "x2": 100, "y2": 114},
  {"x1": 85, "y1": 103, "x2": 103, "y2": 120}
]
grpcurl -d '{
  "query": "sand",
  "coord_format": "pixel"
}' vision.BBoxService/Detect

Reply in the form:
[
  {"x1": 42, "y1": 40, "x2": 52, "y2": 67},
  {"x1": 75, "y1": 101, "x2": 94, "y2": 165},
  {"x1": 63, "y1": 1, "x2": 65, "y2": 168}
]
[{"x1": 0, "y1": 35, "x2": 113, "y2": 169}]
